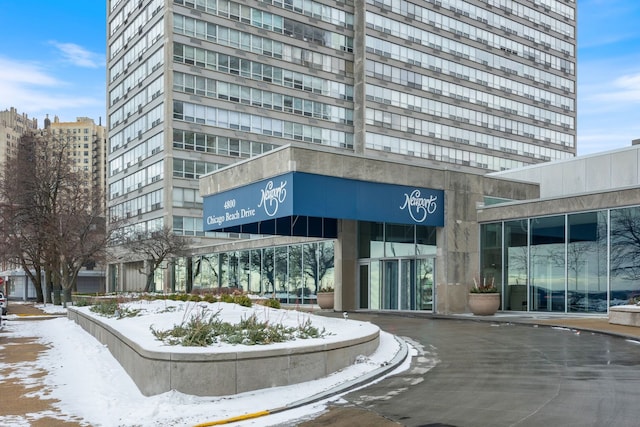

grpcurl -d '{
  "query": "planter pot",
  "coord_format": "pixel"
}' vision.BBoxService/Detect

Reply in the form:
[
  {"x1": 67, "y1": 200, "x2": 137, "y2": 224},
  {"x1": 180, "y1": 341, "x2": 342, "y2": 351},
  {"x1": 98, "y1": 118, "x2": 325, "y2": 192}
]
[
  {"x1": 468, "y1": 292, "x2": 500, "y2": 315},
  {"x1": 317, "y1": 292, "x2": 334, "y2": 309}
]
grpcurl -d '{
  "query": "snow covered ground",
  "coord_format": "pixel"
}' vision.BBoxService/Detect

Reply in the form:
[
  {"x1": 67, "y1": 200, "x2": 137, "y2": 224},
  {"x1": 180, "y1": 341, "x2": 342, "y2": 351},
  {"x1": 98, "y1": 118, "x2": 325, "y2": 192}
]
[{"x1": 1, "y1": 300, "x2": 413, "y2": 427}]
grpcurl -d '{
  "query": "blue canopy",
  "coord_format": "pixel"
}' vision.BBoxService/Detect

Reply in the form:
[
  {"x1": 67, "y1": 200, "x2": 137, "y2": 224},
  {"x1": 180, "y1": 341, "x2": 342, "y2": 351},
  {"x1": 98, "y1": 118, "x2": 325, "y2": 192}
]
[{"x1": 203, "y1": 172, "x2": 444, "y2": 236}]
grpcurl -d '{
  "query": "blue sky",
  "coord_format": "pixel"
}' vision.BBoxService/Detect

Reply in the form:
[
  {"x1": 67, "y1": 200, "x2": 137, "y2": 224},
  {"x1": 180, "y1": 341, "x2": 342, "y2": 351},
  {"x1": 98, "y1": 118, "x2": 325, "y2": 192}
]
[
  {"x1": 0, "y1": 1, "x2": 639, "y2": 156},
  {"x1": 0, "y1": 1, "x2": 106, "y2": 126}
]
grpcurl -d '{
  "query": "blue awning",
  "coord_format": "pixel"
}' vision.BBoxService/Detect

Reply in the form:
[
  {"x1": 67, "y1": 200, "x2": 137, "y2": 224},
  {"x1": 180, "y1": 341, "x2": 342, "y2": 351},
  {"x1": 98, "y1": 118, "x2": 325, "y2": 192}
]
[{"x1": 203, "y1": 172, "x2": 444, "y2": 236}]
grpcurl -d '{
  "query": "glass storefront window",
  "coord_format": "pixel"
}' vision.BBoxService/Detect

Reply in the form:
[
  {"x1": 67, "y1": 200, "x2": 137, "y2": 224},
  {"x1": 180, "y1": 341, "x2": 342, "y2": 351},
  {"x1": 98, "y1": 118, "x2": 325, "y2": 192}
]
[
  {"x1": 483, "y1": 210, "x2": 613, "y2": 314},
  {"x1": 610, "y1": 207, "x2": 640, "y2": 306},
  {"x1": 567, "y1": 212, "x2": 608, "y2": 312},
  {"x1": 303, "y1": 241, "x2": 335, "y2": 294},
  {"x1": 504, "y1": 220, "x2": 528, "y2": 311},
  {"x1": 416, "y1": 226, "x2": 437, "y2": 256},
  {"x1": 219, "y1": 252, "x2": 228, "y2": 288},
  {"x1": 480, "y1": 222, "x2": 502, "y2": 284},
  {"x1": 228, "y1": 251, "x2": 239, "y2": 288},
  {"x1": 358, "y1": 221, "x2": 384, "y2": 258},
  {"x1": 196, "y1": 254, "x2": 219, "y2": 289},
  {"x1": 385, "y1": 223, "x2": 415, "y2": 257},
  {"x1": 249, "y1": 249, "x2": 262, "y2": 294},
  {"x1": 275, "y1": 246, "x2": 288, "y2": 296},
  {"x1": 173, "y1": 257, "x2": 187, "y2": 293},
  {"x1": 262, "y1": 247, "x2": 275, "y2": 294},
  {"x1": 238, "y1": 250, "x2": 250, "y2": 292},
  {"x1": 168, "y1": 241, "x2": 334, "y2": 305},
  {"x1": 530, "y1": 216, "x2": 566, "y2": 312},
  {"x1": 289, "y1": 245, "x2": 303, "y2": 300}
]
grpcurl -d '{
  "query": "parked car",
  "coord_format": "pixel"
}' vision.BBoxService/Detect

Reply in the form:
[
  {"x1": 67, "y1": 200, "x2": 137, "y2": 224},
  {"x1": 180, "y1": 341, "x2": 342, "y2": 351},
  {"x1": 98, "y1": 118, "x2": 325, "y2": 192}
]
[{"x1": 0, "y1": 292, "x2": 7, "y2": 315}]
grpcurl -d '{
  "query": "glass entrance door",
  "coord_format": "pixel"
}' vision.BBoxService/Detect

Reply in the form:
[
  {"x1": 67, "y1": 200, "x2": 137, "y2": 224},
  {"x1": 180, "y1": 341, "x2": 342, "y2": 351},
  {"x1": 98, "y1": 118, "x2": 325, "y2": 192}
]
[
  {"x1": 417, "y1": 258, "x2": 434, "y2": 311},
  {"x1": 379, "y1": 258, "x2": 434, "y2": 311},
  {"x1": 382, "y1": 260, "x2": 399, "y2": 309}
]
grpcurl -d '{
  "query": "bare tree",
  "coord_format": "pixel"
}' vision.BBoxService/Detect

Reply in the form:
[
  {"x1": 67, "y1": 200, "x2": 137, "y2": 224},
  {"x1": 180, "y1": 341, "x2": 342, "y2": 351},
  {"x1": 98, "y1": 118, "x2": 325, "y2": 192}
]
[
  {"x1": 0, "y1": 132, "x2": 111, "y2": 304},
  {"x1": 124, "y1": 226, "x2": 188, "y2": 292},
  {"x1": 0, "y1": 133, "x2": 62, "y2": 302},
  {"x1": 54, "y1": 181, "x2": 114, "y2": 306}
]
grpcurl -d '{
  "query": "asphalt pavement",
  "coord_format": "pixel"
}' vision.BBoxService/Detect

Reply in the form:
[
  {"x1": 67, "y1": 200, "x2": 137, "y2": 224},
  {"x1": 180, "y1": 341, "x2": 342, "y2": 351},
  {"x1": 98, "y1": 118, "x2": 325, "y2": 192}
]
[{"x1": 299, "y1": 311, "x2": 640, "y2": 427}]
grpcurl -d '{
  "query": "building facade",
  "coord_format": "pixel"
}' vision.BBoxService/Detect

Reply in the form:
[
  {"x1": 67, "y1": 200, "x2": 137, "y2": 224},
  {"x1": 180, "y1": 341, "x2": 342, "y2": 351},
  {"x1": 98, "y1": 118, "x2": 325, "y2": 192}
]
[
  {"x1": 106, "y1": 0, "x2": 577, "y2": 300},
  {"x1": 478, "y1": 145, "x2": 640, "y2": 314},
  {"x1": 46, "y1": 116, "x2": 108, "y2": 211},
  {"x1": 0, "y1": 107, "x2": 38, "y2": 169}
]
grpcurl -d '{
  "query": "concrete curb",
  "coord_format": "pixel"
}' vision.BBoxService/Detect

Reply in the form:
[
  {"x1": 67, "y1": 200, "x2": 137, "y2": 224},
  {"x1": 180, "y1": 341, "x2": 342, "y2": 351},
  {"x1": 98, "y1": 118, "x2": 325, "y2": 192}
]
[{"x1": 193, "y1": 335, "x2": 410, "y2": 427}]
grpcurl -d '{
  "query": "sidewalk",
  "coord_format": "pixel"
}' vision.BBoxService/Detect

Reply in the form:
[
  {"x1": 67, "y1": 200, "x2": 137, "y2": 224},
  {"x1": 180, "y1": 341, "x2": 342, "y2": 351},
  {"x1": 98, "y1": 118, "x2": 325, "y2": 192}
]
[
  {"x1": 439, "y1": 311, "x2": 640, "y2": 341},
  {"x1": 523, "y1": 316, "x2": 640, "y2": 340},
  {"x1": 0, "y1": 302, "x2": 85, "y2": 426}
]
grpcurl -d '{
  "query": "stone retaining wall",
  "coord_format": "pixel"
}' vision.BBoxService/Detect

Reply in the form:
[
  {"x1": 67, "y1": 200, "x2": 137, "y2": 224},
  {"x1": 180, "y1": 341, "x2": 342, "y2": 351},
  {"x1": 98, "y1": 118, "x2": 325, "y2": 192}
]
[
  {"x1": 609, "y1": 305, "x2": 640, "y2": 327},
  {"x1": 67, "y1": 307, "x2": 379, "y2": 397}
]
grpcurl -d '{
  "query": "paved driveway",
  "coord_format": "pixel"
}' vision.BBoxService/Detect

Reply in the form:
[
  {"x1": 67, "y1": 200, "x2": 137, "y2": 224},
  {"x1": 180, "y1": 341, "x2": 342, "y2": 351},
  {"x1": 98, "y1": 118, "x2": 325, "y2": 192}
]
[{"x1": 302, "y1": 313, "x2": 640, "y2": 427}]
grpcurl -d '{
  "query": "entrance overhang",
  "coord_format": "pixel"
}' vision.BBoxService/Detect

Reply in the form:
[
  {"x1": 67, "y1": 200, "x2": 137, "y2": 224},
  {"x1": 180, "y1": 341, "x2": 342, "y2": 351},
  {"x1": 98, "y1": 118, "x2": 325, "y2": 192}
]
[{"x1": 203, "y1": 171, "x2": 445, "y2": 236}]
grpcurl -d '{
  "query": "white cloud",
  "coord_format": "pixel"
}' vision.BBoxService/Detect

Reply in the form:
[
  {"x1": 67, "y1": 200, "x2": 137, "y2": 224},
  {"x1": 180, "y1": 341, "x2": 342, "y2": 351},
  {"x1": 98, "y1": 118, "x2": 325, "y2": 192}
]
[
  {"x1": 0, "y1": 56, "x2": 101, "y2": 118},
  {"x1": 584, "y1": 73, "x2": 640, "y2": 105},
  {"x1": 578, "y1": 56, "x2": 640, "y2": 154},
  {"x1": 577, "y1": 119, "x2": 640, "y2": 155},
  {"x1": 0, "y1": 57, "x2": 59, "y2": 86},
  {"x1": 49, "y1": 41, "x2": 103, "y2": 68}
]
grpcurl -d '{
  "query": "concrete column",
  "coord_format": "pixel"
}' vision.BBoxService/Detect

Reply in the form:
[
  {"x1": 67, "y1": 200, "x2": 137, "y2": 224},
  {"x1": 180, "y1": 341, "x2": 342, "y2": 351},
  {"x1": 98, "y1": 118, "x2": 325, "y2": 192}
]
[
  {"x1": 335, "y1": 219, "x2": 358, "y2": 311},
  {"x1": 352, "y1": 0, "x2": 367, "y2": 155},
  {"x1": 435, "y1": 171, "x2": 483, "y2": 313}
]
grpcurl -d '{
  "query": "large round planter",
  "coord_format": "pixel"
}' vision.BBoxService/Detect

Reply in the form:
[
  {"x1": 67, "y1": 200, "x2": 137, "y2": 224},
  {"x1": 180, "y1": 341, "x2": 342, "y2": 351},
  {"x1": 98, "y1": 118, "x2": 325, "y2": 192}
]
[
  {"x1": 468, "y1": 293, "x2": 500, "y2": 315},
  {"x1": 317, "y1": 292, "x2": 334, "y2": 309}
]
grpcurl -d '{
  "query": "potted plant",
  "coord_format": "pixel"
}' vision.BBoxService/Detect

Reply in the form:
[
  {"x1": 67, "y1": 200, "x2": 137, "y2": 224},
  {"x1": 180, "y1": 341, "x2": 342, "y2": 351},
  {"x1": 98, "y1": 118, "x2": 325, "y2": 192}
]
[
  {"x1": 468, "y1": 276, "x2": 500, "y2": 315},
  {"x1": 317, "y1": 286, "x2": 334, "y2": 310}
]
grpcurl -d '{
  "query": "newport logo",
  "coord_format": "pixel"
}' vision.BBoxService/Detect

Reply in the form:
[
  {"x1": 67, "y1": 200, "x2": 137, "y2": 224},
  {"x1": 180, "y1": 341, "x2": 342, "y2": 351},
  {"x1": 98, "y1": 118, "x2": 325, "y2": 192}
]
[
  {"x1": 258, "y1": 180, "x2": 287, "y2": 217},
  {"x1": 399, "y1": 189, "x2": 438, "y2": 223}
]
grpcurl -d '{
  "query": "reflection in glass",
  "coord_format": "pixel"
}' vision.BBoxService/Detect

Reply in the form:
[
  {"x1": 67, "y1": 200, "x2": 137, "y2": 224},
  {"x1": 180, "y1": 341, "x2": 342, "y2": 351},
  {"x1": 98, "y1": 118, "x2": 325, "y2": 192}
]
[
  {"x1": 359, "y1": 222, "x2": 436, "y2": 311},
  {"x1": 275, "y1": 247, "x2": 288, "y2": 298},
  {"x1": 385, "y1": 223, "x2": 414, "y2": 257},
  {"x1": 370, "y1": 261, "x2": 380, "y2": 309},
  {"x1": 303, "y1": 241, "x2": 335, "y2": 294},
  {"x1": 238, "y1": 250, "x2": 250, "y2": 292},
  {"x1": 416, "y1": 226, "x2": 437, "y2": 256},
  {"x1": 504, "y1": 220, "x2": 528, "y2": 310},
  {"x1": 417, "y1": 258, "x2": 434, "y2": 310},
  {"x1": 262, "y1": 248, "x2": 275, "y2": 294},
  {"x1": 249, "y1": 249, "x2": 262, "y2": 294},
  {"x1": 383, "y1": 260, "x2": 399, "y2": 310},
  {"x1": 480, "y1": 222, "x2": 502, "y2": 292},
  {"x1": 228, "y1": 251, "x2": 239, "y2": 288},
  {"x1": 359, "y1": 263, "x2": 369, "y2": 309},
  {"x1": 400, "y1": 259, "x2": 415, "y2": 310},
  {"x1": 289, "y1": 245, "x2": 303, "y2": 302},
  {"x1": 610, "y1": 207, "x2": 640, "y2": 305},
  {"x1": 173, "y1": 257, "x2": 187, "y2": 292},
  {"x1": 219, "y1": 252, "x2": 228, "y2": 288},
  {"x1": 358, "y1": 221, "x2": 384, "y2": 258},
  {"x1": 153, "y1": 262, "x2": 164, "y2": 293},
  {"x1": 530, "y1": 216, "x2": 565, "y2": 312},
  {"x1": 193, "y1": 254, "x2": 219, "y2": 289},
  {"x1": 567, "y1": 212, "x2": 608, "y2": 312}
]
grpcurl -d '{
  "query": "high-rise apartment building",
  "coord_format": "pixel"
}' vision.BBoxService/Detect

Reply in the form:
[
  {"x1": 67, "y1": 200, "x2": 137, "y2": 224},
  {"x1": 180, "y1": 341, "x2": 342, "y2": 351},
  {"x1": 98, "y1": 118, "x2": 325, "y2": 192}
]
[
  {"x1": 45, "y1": 116, "x2": 108, "y2": 211},
  {"x1": 106, "y1": 0, "x2": 576, "y2": 291},
  {"x1": 0, "y1": 107, "x2": 38, "y2": 169}
]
